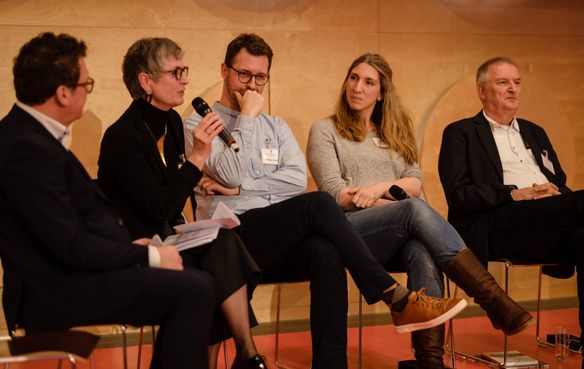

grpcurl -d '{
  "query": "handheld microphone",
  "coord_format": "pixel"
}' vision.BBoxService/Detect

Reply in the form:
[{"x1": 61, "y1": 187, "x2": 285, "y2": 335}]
[
  {"x1": 389, "y1": 185, "x2": 410, "y2": 201},
  {"x1": 192, "y1": 97, "x2": 240, "y2": 152}
]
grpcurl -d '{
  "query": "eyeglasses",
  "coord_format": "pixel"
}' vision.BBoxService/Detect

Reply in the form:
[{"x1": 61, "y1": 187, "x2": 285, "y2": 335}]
[
  {"x1": 229, "y1": 66, "x2": 270, "y2": 86},
  {"x1": 162, "y1": 66, "x2": 189, "y2": 80},
  {"x1": 73, "y1": 77, "x2": 95, "y2": 93}
]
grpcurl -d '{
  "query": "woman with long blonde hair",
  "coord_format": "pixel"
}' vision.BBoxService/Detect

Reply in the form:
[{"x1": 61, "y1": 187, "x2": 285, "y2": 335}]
[{"x1": 307, "y1": 53, "x2": 533, "y2": 368}]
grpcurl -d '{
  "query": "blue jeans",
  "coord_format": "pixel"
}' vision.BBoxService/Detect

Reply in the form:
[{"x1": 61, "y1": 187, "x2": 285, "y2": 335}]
[{"x1": 346, "y1": 198, "x2": 467, "y2": 297}]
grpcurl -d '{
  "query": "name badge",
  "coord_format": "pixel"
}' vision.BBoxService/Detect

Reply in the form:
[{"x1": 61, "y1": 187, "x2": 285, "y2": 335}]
[
  {"x1": 261, "y1": 148, "x2": 279, "y2": 165},
  {"x1": 541, "y1": 150, "x2": 555, "y2": 175},
  {"x1": 178, "y1": 154, "x2": 186, "y2": 169},
  {"x1": 371, "y1": 137, "x2": 389, "y2": 148}
]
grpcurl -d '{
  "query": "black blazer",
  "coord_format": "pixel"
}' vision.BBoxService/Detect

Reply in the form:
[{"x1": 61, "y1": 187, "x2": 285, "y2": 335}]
[
  {"x1": 0, "y1": 105, "x2": 148, "y2": 332},
  {"x1": 97, "y1": 100, "x2": 202, "y2": 239},
  {"x1": 438, "y1": 110, "x2": 570, "y2": 264}
]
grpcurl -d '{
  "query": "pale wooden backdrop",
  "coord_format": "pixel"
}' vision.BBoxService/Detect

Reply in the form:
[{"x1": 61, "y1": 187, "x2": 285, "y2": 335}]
[{"x1": 1, "y1": 0, "x2": 583, "y2": 329}]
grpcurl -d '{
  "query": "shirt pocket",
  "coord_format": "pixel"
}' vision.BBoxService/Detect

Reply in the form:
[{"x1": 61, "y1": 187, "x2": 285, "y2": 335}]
[
  {"x1": 250, "y1": 146, "x2": 279, "y2": 178},
  {"x1": 250, "y1": 151, "x2": 266, "y2": 179}
]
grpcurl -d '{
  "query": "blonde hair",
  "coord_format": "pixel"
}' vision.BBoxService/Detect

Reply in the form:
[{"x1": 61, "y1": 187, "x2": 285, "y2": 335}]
[{"x1": 333, "y1": 53, "x2": 418, "y2": 164}]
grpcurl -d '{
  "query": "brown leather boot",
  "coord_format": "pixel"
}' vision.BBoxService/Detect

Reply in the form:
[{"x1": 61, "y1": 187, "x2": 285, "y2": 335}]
[
  {"x1": 444, "y1": 248, "x2": 534, "y2": 335},
  {"x1": 412, "y1": 324, "x2": 447, "y2": 369}
]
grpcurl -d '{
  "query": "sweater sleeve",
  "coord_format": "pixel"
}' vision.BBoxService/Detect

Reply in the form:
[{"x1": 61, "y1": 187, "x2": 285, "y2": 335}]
[{"x1": 307, "y1": 119, "x2": 348, "y2": 203}]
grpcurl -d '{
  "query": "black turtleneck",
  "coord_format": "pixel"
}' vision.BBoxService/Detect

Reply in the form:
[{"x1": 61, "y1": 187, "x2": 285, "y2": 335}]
[
  {"x1": 134, "y1": 98, "x2": 170, "y2": 140},
  {"x1": 98, "y1": 97, "x2": 204, "y2": 239}
]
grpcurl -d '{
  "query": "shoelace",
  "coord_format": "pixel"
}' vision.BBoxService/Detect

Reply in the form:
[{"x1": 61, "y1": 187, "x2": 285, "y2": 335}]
[{"x1": 413, "y1": 290, "x2": 446, "y2": 308}]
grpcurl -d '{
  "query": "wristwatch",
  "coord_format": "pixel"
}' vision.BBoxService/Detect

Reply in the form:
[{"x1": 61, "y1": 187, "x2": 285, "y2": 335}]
[{"x1": 508, "y1": 184, "x2": 518, "y2": 199}]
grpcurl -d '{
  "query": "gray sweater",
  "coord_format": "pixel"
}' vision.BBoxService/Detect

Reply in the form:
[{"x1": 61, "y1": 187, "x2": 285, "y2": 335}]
[{"x1": 307, "y1": 118, "x2": 421, "y2": 203}]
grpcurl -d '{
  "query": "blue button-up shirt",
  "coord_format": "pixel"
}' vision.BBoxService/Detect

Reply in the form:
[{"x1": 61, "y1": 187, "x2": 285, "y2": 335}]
[{"x1": 184, "y1": 102, "x2": 306, "y2": 218}]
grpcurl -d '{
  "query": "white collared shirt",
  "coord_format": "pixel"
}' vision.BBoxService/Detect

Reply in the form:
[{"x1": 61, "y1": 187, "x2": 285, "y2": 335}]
[
  {"x1": 16, "y1": 101, "x2": 71, "y2": 149},
  {"x1": 484, "y1": 111, "x2": 549, "y2": 188}
]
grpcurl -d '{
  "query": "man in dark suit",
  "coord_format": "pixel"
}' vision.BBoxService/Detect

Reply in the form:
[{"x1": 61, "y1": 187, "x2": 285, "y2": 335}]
[
  {"x1": 0, "y1": 32, "x2": 216, "y2": 369},
  {"x1": 438, "y1": 56, "x2": 584, "y2": 343}
]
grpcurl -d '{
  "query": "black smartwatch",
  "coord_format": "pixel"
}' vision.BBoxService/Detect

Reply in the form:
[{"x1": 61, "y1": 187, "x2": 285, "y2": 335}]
[{"x1": 508, "y1": 184, "x2": 518, "y2": 199}]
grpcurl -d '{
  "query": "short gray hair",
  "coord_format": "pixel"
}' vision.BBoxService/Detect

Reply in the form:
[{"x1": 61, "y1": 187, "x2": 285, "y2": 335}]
[
  {"x1": 122, "y1": 37, "x2": 184, "y2": 99},
  {"x1": 476, "y1": 56, "x2": 518, "y2": 87}
]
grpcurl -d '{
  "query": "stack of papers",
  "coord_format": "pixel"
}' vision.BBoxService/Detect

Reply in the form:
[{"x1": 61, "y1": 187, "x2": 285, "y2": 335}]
[
  {"x1": 480, "y1": 351, "x2": 544, "y2": 368},
  {"x1": 161, "y1": 228, "x2": 220, "y2": 252},
  {"x1": 150, "y1": 202, "x2": 239, "y2": 251}
]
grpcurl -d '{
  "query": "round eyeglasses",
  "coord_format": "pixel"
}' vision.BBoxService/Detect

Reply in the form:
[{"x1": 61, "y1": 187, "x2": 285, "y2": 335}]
[
  {"x1": 162, "y1": 66, "x2": 189, "y2": 80},
  {"x1": 229, "y1": 66, "x2": 270, "y2": 86}
]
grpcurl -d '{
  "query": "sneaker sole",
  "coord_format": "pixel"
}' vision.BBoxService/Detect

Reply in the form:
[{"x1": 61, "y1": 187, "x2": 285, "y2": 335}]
[{"x1": 394, "y1": 299, "x2": 468, "y2": 334}]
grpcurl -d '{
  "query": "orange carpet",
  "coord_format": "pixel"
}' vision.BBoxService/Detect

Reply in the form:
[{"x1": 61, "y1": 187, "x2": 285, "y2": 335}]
[{"x1": 6, "y1": 307, "x2": 582, "y2": 368}]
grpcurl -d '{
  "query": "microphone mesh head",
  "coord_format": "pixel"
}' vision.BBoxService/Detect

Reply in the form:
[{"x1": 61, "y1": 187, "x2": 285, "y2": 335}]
[{"x1": 192, "y1": 97, "x2": 210, "y2": 116}]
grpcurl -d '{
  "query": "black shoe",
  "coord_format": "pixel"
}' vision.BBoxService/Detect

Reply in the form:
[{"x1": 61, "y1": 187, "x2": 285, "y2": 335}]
[
  {"x1": 542, "y1": 264, "x2": 575, "y2": 279},
  {"x1": 398, "y1": 359, "x2": 451, "y2": 369},
  {"x1": 231, "y1": 354, "x2": 269, "y2": 369}
]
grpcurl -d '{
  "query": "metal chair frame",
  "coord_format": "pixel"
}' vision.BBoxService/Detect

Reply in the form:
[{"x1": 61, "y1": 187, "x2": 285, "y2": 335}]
[
  {"x1": 93, "y1": 324, "x2": 131, "y2": 369},
  {"x1": 274, "y1": 283, "x2": 292, "y2": 369},
  {"x1": 0, "y1": 330, "x2": 99, "y2": 369},
  {"x1": 136, "y1": 325, "x2": 156, "y2": 369},
  {"x1": 500, "y1": 261, "x2": 580, "y2": 357},
  {"x1": 446, "y1": 260, "x2": 571, "y2": 368},
  {"x1": 7, "y1": 323, "x2": 131, "y2": 369}
]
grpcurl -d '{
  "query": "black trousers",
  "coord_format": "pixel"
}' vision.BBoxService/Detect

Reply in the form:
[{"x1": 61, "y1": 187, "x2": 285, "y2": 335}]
[
  {"x1": 236, "y1": 192, "x2": 395, "y2": 369},
  {"x1": 182, "y1": 228, "x2": 260, "y2": 343},
  {"x1": 24, "y1": 268, "x2": 216, "y2": 369},
  {"x1": 486, "y1": 189, "x2": 584, "y2": 340}
]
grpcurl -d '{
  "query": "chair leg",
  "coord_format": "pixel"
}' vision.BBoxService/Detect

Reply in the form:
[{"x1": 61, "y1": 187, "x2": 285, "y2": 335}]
[
  {"x1": 223, "y1": 340, "x2": 229, "y2": 368},
  {"x1": 137, "y1": 326, "x2": 144, "y2": 369},
  {"x1": 444, "y1": 283, "x2": 494, "y2": 366},
  {"x1": 274, "y1": 284, "x2": 293, "y2": 369},
  {"x1": 536, "y1": 265, "x2": 543, "y2": 344},
  {"x1": 90, "y1": 351, "x2": 96, "y2": 369},
  {"x1": 67, "y1": 354, "x2": 77, "y2": 369},
  {"x1": 470, "y1": 261, "x2": 556, "y2": 366},
  {"x1": 445, "y1": 279, "x2": 457, "y2": 368},
  {"x1": 274, "y1": 283, "x2": 281, "y2": 367},
  {"x1": 502, "y1": 261, "x2": 511, "y2": 367},
  {"x1": 121, "y1": 325, "x2": 128, "y2": 369},
  {"x1": 358, "y1": 293, "x2": 363, "y2": 369}
]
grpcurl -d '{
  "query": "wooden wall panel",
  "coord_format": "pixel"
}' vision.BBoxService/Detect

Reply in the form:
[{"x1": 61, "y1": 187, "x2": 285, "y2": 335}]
[
  {"x1": 0, "y1": 0, "x2": 379, "y2": 32},
  {"x1": 379, "y1": 0, "x2": 584, "y2": 36},
  {"x1": 269, "y1": 32, "x2": 379, "y2": 154}
]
